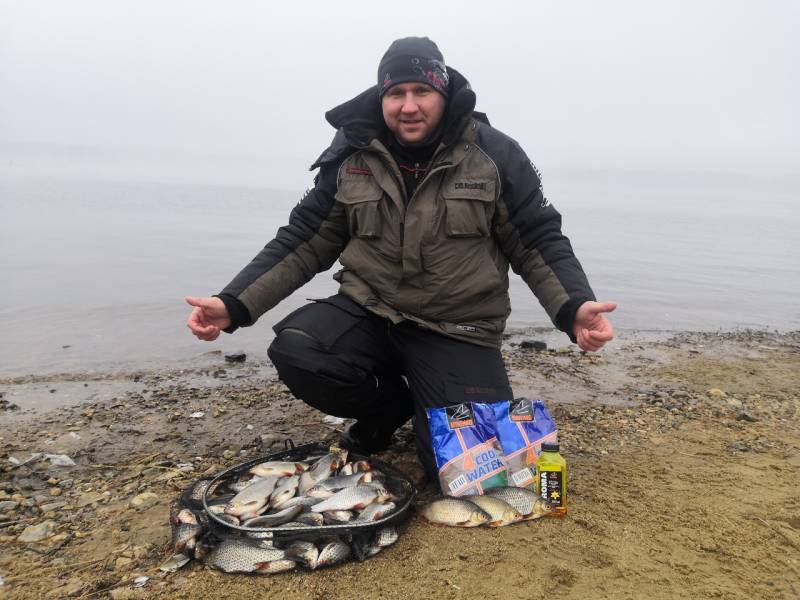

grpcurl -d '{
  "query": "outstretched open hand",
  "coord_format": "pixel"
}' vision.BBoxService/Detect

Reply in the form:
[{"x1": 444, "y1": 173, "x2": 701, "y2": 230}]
[
  {"x1": 185, "y1": 296, "x2": 231, "y2": 341},
  {"x1": 573, "y1": 301, "x2": 617, "y2": 352}
]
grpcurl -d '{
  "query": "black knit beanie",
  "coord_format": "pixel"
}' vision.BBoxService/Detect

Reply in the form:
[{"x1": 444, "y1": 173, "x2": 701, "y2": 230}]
[{"x1": 377, "y1": 37, "x2": 450, "y2": 98}]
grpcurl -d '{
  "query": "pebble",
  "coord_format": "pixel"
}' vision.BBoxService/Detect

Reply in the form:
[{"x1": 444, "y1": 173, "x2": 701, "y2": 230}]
[
  {"x1": 519, "y1": 340, "x2": 547, "y2": 351},
  {"x1": 50, "y1": 487, "x2": 63, "y2": 497},
  {"x1": 0, "y1": 501, "x2": 18, "y2": 512},
  {"x1": 729, "y1": 441, "x2": 749, "y2": 452},
  {"x1": 736, "y1": 410, "x2": 758, "y2": 422},
  {"x1": 115, "y1": 556, "x2": 134, "y2": 569},
  {"x1": 18, "y1": 520, "x2": 57, "y2": 542},
  {"x1": 129, "y1": 492, "x2": 159, "y2": 510},
  {"x1": 224, "y1": 352, "x2": 247, "y2": 363},
  {"x1": 707, "y1": 388, "x2": 726, "y2": 397}
]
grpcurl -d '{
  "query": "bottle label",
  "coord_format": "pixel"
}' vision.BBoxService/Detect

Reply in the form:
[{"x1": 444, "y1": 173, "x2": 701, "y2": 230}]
[{"x1": 539, "y1": 469, "x2": 564, "y2": 507}]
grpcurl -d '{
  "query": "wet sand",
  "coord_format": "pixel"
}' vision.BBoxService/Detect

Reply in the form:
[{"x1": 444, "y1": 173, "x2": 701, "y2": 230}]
[{"x1": 1, "y1": 329, "x2": 798, "y2": 599}]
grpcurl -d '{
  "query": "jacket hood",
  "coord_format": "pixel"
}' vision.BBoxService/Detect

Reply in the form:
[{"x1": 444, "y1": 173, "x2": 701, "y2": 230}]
[{"x1": 312, "y1": 67, "x2": 482, "y2": 169}]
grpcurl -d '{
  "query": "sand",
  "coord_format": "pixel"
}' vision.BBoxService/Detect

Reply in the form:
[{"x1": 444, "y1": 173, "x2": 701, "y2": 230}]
[{"x1": 0, "y1": 329, "x2": 798, "y2": 599}]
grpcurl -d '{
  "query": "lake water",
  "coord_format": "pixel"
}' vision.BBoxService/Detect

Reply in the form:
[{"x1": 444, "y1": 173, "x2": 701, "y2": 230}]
[{"x1": 1, "y1": 172, "x2": 798, "y2": 377}]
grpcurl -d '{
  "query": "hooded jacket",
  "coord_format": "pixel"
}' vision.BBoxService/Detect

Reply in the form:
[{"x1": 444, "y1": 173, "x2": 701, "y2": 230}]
[{"x1": 218, "y1": 68, "x2": 595, "y2": 347}]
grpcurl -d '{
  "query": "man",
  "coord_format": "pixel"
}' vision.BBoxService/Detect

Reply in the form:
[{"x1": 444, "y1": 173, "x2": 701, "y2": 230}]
[{"x1": 186, "y1": 37, "x2": 615, "y2": 478}]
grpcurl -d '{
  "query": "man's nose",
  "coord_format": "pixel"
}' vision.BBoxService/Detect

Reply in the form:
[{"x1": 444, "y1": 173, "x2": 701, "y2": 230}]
[{"x1": 400, "y1": 94, "x2": 419, "y2": 113}]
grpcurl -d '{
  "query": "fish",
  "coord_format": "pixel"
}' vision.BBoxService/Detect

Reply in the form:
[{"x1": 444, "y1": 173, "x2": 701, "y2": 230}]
[
  {"x1": 305, "y1": 486, "x2": 336, "y2": 499},
  {"x1": 310, "y1": 485, "x2": 389, "y2": 513},
  {"x1": 419, "y1": 498, "x2": 490, "y2": 527},
  {"x1": 227, "y1": 476, "x2": 264, "y2": 494},
  {"x1": 353, "y1": 460, "x2": 372, "y2": 472},
  {"x1": 298, "y1": 452, "x2": 345, "y2": 494},
  {"x1": 339, "y1": 463, "x2": 353, "y2": 476},
  {"x1": 255, "y1": 559, "x2": 296, "y2": 573},
  {"x1": 214, "y1": 513, "x2": 240, "y2": 526},
  {"x1": 172, "y1": 522, "x2": 202, "y2": 553},
  {"x1": 323, "y1": 510, "x2": 354, "y2": 524},
  {"x1": 317, "y1": 539, "x2": 351, "y2": 568},
  {"x1": 269, "y1": 475, "x2": 300, "y2": 508},
  {"x1": 351, "y1": 535, "x2": 382, "y2": 561},
  {"x1": 374, "y1": 525, "x2": 399, "y2": 547},
  {"x1": 462, "y1": 494, "x2": 523, "y2": 527},
  {"x1": 307, "y1": 472, "x2": 372, "y2": 494},
  {"x1": 242, "y1": 504, "x2": 302, "y2": 528},
  {"x1": 278, "y1": 495, "x2": 320, "y2": 510},
  {"x1": 485, "y1": 486, "x2": 554, "y2": 520},
  {"x1": 295, "y1": 512, "x2": 325, "y2": 526},
  {"x1": 357, "y1": 501, "x2": 396, "y2": 522},
  {"x1": 285, "y1": 541, "x2": 319, "y2": 569},
  {"x1": 249, "y1": 461, "x2": 309, "y2": 477},
  {"x1": 210, "y1": 539, "x2": 287, "y2": 573},
  {"x1": 224, "y1": 476, "x2": 279, "y2": 516}
]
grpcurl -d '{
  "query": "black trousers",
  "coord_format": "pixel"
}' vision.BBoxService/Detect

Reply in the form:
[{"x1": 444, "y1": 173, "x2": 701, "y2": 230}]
[{"x1": 267, "y1": 294, "x2": 513, "y2": 477}]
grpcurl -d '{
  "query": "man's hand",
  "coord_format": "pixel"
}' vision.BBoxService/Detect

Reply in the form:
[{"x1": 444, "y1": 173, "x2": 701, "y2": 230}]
[
  {"x1": 185, "y1": 296, "x2": 231, "y2": 341},
  {"x1": 573, "y1": 301, "x2": 617, "y2": 352}
]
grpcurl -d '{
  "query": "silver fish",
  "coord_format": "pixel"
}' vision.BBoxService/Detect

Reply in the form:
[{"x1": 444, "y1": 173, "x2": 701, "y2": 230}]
[
  {"x1": 305, "y1": 486, "x2": 335, "y2": 499},
  {"x1": 172, "y1": 522, "x2": 202, "y2": 553},
  {"x1": 249, "y1": 461, "x2": 308, "y2": 477},
  {"x1": 227, "y1": 476, "x2": 264, "y2": 494},
  {"x1": 278, "y1": 495, "x2": 320, "y2": 510},
  {"x1": 172, "y1": 508, "x2": 198, "y2": 525},
  {"x1": 309, "y1": 472, "x2": 372, "y2": 493},
  {"x1": 210, "y1": 539, "x2": 286, "y2": 573},
  {"x1": 285, "y1": 541, "x2": 319, "y2": 569},
  {"x1": 242, "y1": 504, "x2": 302, "y2": 528},
  {"x1": 298, "y1": 452, "x2": 344, "y2": 493},
  {"x1": 270, "y1": 475, "x2": 300, "y2": 508},
  {"x1": 351, "y1": 535, "x2": 381, "y2": 561},
  {"x1": 353, "y1": 460, "x2": 371, "y2": 472},
  {"x1": 256, "y1": 559, "x2": 296, "y2": 573},
  {"x1": 317, "y1": 539, "x2": 351, "y2": 567},
  {"x1": 214, "y1": 513, "x2": 240, "y2": 526},
  {"x1": 357, "y1": 501, "x2": 396, "y2": 522},
  {"x1": 159, "y1": 553, "x2": 191, "y2": 573},
  {"x1": 323, "y1": 510, "x2": 353, "y2": 524},
  {"x1": 311, "y1": 485, "x2": 388, "y2": 513},
  {"x1": 374, "y1": 525, "x2": 399, "y2": 547},
  {"x1": 463, "y1": 494, "x2": 523, "y2": 527},
  {"x1": 420, "y1": 498, "x2": 490, "y2": 527},
  {"x1": 485, "y1": 486, "x2": 554, "y2": 520},
  {"x1": 295, "y1": 512, "x2": 325, "y2": 526},
  {"x1": 276, "y1": 521, "x2": 307, "y2": 529},
  {"x1": 224, "y1": 476, "x2": 279, "y2": 516}
]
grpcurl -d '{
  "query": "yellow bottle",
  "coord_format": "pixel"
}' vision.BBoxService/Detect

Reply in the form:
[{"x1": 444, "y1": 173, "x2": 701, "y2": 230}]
[{"x1": 537, "y1": 442, "x2": 567, "y2": 517}]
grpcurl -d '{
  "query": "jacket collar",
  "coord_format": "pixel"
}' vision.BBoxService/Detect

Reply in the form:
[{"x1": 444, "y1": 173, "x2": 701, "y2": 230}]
[{"x1": 312, "y1": 67, "x2": 480, "y2": 169}]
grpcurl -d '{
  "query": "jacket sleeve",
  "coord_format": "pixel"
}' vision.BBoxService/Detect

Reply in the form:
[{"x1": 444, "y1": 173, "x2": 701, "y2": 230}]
[
  {"x1": 217, "y1": 163, "x2": 349, "y2": 331},
  {"x1": 489, "y1": 138, "x2": 595, "y2": 340}
]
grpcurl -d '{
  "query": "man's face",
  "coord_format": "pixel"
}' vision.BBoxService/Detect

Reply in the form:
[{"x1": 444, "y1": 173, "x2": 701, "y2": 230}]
[{"x1": 381, "y1": 82, "x2": 446, "y2": 146}]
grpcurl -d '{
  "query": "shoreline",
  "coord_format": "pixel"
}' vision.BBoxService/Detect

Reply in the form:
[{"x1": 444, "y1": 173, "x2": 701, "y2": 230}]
[{"x1": 0, "y1": 328, "x2": 798, "y2": 599}]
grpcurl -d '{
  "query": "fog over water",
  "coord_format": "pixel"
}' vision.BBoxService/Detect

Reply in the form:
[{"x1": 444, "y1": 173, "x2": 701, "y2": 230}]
[{"x1": 1, "y1": 1, "x2": 798, "y2": 375}]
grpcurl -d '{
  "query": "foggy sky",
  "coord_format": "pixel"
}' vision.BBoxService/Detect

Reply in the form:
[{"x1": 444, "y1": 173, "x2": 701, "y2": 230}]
[{"x1": 1, "y1": 0, "x2": 798, "y2": 188}]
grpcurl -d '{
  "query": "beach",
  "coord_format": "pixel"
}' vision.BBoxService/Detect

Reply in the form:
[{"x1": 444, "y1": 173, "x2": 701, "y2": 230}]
[{"x1": 1, "y1": 328, "x2": 798, "y2": 599}]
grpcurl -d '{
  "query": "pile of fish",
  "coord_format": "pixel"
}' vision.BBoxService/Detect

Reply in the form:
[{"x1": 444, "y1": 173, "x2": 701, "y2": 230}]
[
  {"x1": 420, "y1": 487, "x2": 553, "y2": 527},
  {"x1": 168, "y1": 447, "x2": 410, "y2": 574}
]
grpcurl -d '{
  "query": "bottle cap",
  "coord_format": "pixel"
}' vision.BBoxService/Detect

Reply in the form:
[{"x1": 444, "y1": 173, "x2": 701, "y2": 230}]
[{"x1": 541, "y1": 442, "x2": 560, "y2": 452}]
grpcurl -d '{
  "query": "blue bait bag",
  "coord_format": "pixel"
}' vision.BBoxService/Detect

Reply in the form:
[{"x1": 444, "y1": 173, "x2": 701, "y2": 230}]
[
  {"x1": 491, "y1": 398, "x2": 557, "y2": 490},
  {"x1": 426, "y1": 402, "x2": 508, "y2": 496}
]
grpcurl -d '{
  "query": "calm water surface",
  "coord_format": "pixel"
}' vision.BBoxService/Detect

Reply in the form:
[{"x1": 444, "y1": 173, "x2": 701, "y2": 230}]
[{"x1": 1, "y1": 173, "x2": 797, "y2": 376}]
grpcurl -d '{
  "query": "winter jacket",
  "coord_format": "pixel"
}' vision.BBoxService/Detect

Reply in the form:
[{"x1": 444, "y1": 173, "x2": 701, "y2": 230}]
[{"x1": 218, "y1": 68, "x2": 595, "y2": 347}]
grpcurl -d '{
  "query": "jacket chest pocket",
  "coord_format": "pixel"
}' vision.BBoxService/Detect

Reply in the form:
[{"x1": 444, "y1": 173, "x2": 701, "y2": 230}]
[
  {"x1": 336, "y1": 182, "x2": 383, "y2": 239},
  {"x1": 441, "y1": 180, "x2": 496, "y2": 238}
]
